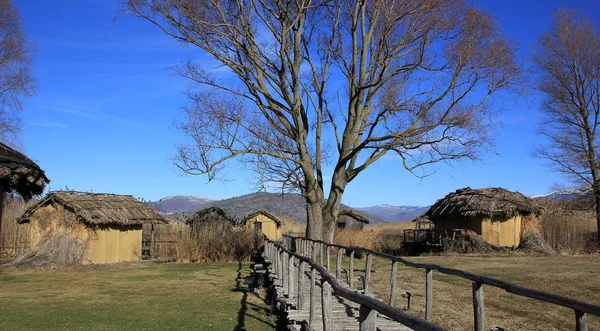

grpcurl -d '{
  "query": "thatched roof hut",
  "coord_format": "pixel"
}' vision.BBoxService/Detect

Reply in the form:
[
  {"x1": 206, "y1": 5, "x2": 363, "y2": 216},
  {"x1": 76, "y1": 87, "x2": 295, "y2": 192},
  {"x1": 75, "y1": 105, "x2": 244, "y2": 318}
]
[
  {"x1": 0, "y1": 142, "x2": 49, "y2": 200},
  {"x1": 425, "y1": 187, "x2": 541, "y2": 247},
  {"x1": 337, "y1": 209, "x2": 370, "y2": 230},
  {"x1": 16, "y1": 191, "x2": 166, "y2": 265},
  {"x1": 242, "y1": 210, "x2": 283, "y2": 240},
  {"x1": 426, "y1": 187, "x2": 541, "y2": 219},
  {"x1": 20, "y1": 191, "x2": 167, "y2": 225}
]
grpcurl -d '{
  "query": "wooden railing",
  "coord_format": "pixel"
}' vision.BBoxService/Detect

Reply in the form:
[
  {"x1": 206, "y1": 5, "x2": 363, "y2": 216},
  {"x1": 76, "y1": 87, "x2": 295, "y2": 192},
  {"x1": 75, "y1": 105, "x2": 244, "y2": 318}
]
[
  {"x1": 265, "y1": 238, "x2": 447, "y2": 331},
  {"x1": 278, "y1": 235, "x2": 599, "y2": 331}
]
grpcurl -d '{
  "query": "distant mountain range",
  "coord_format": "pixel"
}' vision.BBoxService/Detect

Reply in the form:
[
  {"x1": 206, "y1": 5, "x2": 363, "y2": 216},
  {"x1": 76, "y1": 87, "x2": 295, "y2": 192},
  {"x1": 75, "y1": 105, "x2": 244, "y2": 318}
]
[
  {"x1": 355, "y1": 204, "x2": 429, "y2": 222},
  {"x1": 532, "y1": 189, "x2": 593, "y2": 201},
  {"x1": 148, "y1": 188, "x2": 590, "y2": 223},
  {"x1": 149, "y1": 195, "x2": 213, "y2": 215}
]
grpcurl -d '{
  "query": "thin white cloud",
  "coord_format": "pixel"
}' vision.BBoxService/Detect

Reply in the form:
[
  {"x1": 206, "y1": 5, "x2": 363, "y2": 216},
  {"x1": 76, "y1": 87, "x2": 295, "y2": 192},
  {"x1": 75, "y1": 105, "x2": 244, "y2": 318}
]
[{"x1": 29, "y1": 120, "x2": 68, "y2": 128}]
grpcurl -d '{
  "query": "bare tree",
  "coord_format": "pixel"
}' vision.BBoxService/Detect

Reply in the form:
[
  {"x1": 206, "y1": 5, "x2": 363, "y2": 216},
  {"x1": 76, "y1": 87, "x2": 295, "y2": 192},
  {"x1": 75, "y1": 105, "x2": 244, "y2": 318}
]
[
  {"x1": 533, "y1": 9, "x2": 600, "y2": 241},
  {"x1": 0, "y1": 0, "x2": 35, "y2": 143},
  {"x1": 124, "y1": 0, "x2": 520, "y2": 241}
]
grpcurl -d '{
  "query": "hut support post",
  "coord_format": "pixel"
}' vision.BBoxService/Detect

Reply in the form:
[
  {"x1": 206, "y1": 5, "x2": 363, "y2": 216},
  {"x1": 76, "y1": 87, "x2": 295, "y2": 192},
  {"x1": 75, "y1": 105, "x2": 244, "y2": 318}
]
[
  {"x1": 282, "y1": 251, "x2": 288, "y2": 294},
  {"x1": 364, "y1": 254, "x2": 372, "y2": 292},
  {"x1": 336, "y1": 248, "x2": 343, "y2": 280},
  {"x1": 576, "y1": 310, "x2": 588, "y2": 331},
  {"x1": 359, "y1": 305, "x2": 377, "y2": 331},
  {"x1": 309, "y1": 247, "x2": 317, "y2": 329},
  {"x1": 349, "y1": 250, "x2": 355, "y2": 288},
  {"x1": 472, "y1": 282, "x2": 485, "y2": 331},
  {"x1": 320, "y1": 243, "x2": 324, "y2": 266},
  {"x1": 390, "y1": 261, "x2": 398, "y2": 306},
  {"x1": 425, "y1": 268, "x2": 432, "y2": 321}
]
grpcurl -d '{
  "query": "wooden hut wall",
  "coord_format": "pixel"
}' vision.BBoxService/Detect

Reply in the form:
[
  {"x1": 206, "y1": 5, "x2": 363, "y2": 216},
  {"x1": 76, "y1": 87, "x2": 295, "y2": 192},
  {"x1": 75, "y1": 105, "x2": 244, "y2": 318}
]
[
  {"x1": 244, "y1": 213, "x2": 281, "y2": 240},
  {"x1": 88, "y1": 224, "x2": 142, "y2": 264},
  {"x1": 337, "y1": 214, "x2": 365, "y2": 230}
]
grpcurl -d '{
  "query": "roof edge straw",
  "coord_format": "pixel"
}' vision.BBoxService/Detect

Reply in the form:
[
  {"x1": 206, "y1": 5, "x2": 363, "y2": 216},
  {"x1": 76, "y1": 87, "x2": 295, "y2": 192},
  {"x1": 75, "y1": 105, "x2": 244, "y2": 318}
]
[
  {"x1": 270, "y1": 240, "x2": 448, "y2": 331},
  {"x1": 283, "y1": 235, "x2": 600, "y2": 317}
]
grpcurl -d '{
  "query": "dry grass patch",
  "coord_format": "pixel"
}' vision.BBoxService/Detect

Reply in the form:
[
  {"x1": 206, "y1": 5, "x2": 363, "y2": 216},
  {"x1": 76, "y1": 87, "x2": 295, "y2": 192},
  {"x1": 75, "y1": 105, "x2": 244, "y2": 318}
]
[{"x1": 364, "y1": 255, "x2": 600, "y2": 330}]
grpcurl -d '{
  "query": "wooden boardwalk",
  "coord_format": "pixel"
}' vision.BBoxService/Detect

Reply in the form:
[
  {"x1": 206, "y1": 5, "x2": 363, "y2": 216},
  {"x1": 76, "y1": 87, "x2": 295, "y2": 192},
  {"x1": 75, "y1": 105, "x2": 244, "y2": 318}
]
[{"x1": 270, "y1": 263, "x2": 412, "y2": 331}]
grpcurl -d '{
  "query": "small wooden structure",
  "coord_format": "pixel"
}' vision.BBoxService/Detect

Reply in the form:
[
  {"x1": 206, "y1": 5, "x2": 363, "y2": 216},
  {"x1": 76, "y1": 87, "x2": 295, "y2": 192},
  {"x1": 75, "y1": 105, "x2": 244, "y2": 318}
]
[
  {"x1": 19, "y1": 191, "x2": 166, "y2": 264},
  {"x1": 336, "y1": 209, "x2": 370, "y2": 230},
  {"x1": 0, "y1": 143, "x2": 49, "y2": 258},
  {"x1": 186, "y1": 206, "x2": 237, "y2": 234},
  {"x1": 425, "y1": 187, "x2": 541, "y2": 247},
  {"x1": 242, "y1": 210, "x2": 282, "y2": 240}
]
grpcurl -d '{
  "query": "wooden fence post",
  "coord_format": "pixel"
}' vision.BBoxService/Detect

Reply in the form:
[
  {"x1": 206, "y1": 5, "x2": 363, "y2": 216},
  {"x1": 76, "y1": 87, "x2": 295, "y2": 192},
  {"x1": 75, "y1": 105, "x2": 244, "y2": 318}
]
[
  {"x1": 425, "y1": 268, "x2": 432, "y2": 321},
  {"x1": 320, "y1": 243, "x2": 324, "y2": 266},
  {"x1": 321, "y1": 280, "x2": 332, "y2": 331},
  {"x1": 282, "y1": 251, "x2": 288, "y2": 293},
  {"x1": 349, "y1": 250, "x2": 355, "y2": 288},
  {"x1": 309, "y1": 265, "x2": 316, "y2": 330},
  {"x1": 576, "y1": 310, "x2": 588, "y2": 331},
  {"x1": 359, "y1": 305, "x2": 377, "y2": 331},
  {"x1": 472, "y1": 282, "x2": 485, "y2": 331},
  {"x1": 326, "y1": 245, "x2": 331, "y2": 271},
  {"x1": 390, "y1": 261, "x2": 398, "y2": 306},
  {"x1": 364, "y1": 254, "x2": 372, "y2": 292},
  {"x1": 288, "y1": 254, "x2": 294, "y2": 299},
  {"x1": 336, "y1": 248, "x2": 343, "y2": 280},
  {"x1": 298, "y1": 260, "x2": 305, "y2": 309}
]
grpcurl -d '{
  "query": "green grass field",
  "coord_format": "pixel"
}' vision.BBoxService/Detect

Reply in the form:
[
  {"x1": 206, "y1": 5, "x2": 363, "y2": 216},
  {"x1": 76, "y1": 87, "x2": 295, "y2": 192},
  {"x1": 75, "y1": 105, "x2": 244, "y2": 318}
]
[{"x1": 0, "y1": 263, "x2": 278, "y2": 330}]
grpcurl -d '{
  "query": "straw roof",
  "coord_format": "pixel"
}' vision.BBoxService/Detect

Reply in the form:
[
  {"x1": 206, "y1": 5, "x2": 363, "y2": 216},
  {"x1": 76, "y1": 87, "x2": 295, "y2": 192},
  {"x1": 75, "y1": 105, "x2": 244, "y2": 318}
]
[
  {"x1": 426, "y1": 187, "x2": 541, "y2": 220},
  {"x1": 20, "y1": 191, "x2": 167, "y2": 225},
  {"x1": 0, "y1": 142, "x2": 49, "y2": 199},
  {"x1": 243, "y1": 210, "x2": 282, "y2": 226},
  {"x1": 339, "y1": 209, "x2": 370, "y2": 224},
  {"x1": 187, "y1": 206, "x2": 238, "y2": 225}
]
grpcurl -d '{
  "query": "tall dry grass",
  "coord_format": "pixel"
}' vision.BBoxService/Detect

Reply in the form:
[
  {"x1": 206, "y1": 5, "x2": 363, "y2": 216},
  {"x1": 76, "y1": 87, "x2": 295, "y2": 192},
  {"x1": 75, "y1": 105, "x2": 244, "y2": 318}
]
[
  {"x1": 334, "y1": 221, "x2": 414, "y2": 254},
  {"x1": 0, "y1": 196, "x2": 31, "y2": 259},
  {"x1": 536, "y1": 199, "x2": 598, "y2": 254},
  {"x1": 146, "y1": 222, "x2": 257, "y2": 263}
]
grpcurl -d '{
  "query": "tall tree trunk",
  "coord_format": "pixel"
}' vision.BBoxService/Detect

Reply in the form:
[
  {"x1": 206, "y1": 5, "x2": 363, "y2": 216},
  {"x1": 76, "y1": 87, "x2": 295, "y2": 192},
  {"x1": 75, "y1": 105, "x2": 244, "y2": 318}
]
[
  {"x1": 0, "y1": 188, "x2": 5, "y2": 260},
  {"x1": 322, "y1": 171, "x2": 348, "y2": 243},
  {"x1": 305, "y1": 199, "x2": 323, "y2": 240},
  {"x1": 596, "y1": 193, "x2": 600, "y2": 242}
]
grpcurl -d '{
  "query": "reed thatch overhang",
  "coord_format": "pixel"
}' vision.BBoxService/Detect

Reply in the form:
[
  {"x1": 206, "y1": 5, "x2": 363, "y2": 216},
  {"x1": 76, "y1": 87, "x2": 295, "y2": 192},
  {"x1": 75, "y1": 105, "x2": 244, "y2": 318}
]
[
  {"x1": 242, "y1": 210, "x2": 283, "y2": 226},
  {"x1": 0, "y1": 142, "x2": 50, "y2": 199},
  {"x1": 425, "y1": 187, "x2": 542, "y2": 220},
  {"x1": 339, "y1": 209, "x2": 370, "y2": 224},
  {"x1": 19, "y1": 191, "x2": 167, "y2": 226}
]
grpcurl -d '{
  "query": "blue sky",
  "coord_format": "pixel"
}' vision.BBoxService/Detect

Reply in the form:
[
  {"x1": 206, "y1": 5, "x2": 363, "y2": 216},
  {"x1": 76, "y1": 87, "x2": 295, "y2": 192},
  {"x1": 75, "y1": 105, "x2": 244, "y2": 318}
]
[{"x1": 12, "y1": 0, "x2": 600, "y2": 207}]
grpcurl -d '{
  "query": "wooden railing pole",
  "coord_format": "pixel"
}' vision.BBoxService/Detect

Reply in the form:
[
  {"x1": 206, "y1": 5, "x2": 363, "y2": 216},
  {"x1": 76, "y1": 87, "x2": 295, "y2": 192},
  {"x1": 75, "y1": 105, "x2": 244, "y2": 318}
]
[
  {"x1": 425, "y1": 268, "x2": 433, "y2": 321},
  {"x1": 282, "y1": 251, "x2": 288, "y2": 293},
  {"x1": 309, "y1": 265, "x2": 316, "y2": 330},
  {"x1": 321, "y1": 280, "x2": 332, "y2": 331},
  {"x1": 298, "y1": 260, "x2": 305, "y2": 309},
  {"x1": 349, "y1": 250, "x2": 355, "y2": 288},
  {"x1": 326, "y1": 245, "x2": 331, "y2": 271},
  {"x1": 390, "y1": 261, "x2": 398, "y2": 306},
  {"x1": 288, "y1": 254, "x2": 294, "y2": 299},
  {"x1": 472, "y1": 282, "x2": 485, "y2": 331},
  {"x1": 359, "y1": 305, "x2": 377, "y2": 331},
  {"x1": 576, "y1": 310, "x2": 588, "y2": 331},
  {"x1": 336, "y1": 248, "x2": 343, "y2": 280},
  {"x1": 365, "y1": 254, "x2": 372, "y2": 292},
  {"x1": 320, "y1": 243, "x2": 324, "y2": 266}
]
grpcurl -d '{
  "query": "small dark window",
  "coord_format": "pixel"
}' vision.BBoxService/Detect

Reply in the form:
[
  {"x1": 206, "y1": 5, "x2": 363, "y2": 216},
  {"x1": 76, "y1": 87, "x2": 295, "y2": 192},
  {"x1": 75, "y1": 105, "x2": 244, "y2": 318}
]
[
  {"x1": 254, "y1": 222, "x2": 263, "y2": 233},
  {"x1": 337, "y1": 222, "x2": 345, "y2": 229}
]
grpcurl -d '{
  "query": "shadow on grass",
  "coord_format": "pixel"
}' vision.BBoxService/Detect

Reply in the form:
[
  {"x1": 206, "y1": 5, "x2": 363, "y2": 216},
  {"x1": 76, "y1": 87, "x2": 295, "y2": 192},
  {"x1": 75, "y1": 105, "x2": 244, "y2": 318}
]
[{"x1": 232, "y1": 261, "x2": 286, "y2": 331}]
